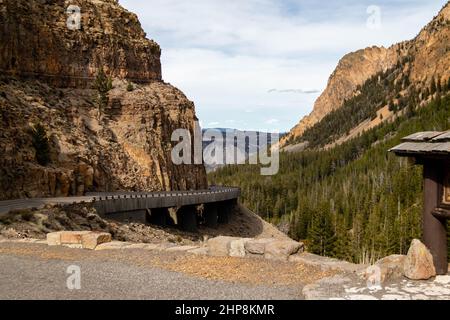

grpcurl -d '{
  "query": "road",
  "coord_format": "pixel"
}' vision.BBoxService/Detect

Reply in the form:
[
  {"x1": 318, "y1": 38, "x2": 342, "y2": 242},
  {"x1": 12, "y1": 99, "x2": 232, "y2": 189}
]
[
  {"x1": 0, "y1": 187, "x2": 239, "y2": 216},
  {"x1": 0, "y1": 197, "x2": 95, "y2": 216}
]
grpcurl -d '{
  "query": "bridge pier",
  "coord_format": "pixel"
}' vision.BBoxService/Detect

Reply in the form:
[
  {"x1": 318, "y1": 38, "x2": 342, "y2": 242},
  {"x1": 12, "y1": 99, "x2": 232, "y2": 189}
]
[
  {"x1": 203, "y1": 203, "x2": 219, "y2": 228},
  {"x1": 177, "y1": 205, "x2": 198, "y2": 233},
  {"x1": 148, "y1": 208, "x2": 170, "y2": 227},
  {"x1": 218, "y1": 199, "x2": 237, "y2": 224}
]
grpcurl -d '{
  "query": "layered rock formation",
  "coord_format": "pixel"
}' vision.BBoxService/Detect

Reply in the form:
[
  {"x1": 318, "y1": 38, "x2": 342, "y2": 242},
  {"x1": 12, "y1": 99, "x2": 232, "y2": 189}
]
[
  {"x1": 0, "y1": 0, "x2": 207, "y2": 199},
  {"x1": 280, "y1": 46, "x2": 401, "y2": 146},
  {"x1": 0, "y1": 0, "x2": 161, "y2": 87},
  {"x1": 281, "y1": 2, "x2": 450, "y2": 147}
]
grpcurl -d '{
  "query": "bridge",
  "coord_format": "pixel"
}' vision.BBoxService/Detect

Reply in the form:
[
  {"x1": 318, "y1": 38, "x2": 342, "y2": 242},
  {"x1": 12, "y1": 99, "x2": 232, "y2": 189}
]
[{"x1": 0, "y1": 187, "x2": 241, "y2": 233}]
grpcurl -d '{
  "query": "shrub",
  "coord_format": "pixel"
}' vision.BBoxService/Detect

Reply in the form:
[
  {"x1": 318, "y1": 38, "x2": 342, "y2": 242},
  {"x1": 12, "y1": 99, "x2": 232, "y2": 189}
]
[
  {"x1": 94, "y1": 68, "x2": 113, "y2": 118},
  {"x1": 31, "y1": 123, "x2": 51, "y2": 166},
  {"x1": 126, "y1": 82, "x2": 134, "y2": 92}
]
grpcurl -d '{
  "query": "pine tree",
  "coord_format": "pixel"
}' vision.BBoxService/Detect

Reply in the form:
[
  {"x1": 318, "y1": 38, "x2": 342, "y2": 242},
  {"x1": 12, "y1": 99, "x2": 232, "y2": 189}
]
[
  {"x1": 94, "y1": 68, "x2": 113, "y2": 119},
  {"x1": 308, "y1": 204, "x2": 336, "y2": 257},
  {"x1": 334, "y1": 216, "x2": 353, "y2": 261},
  {"x1": 31, "y1": 123, "x2": 51, "y2": 166}
]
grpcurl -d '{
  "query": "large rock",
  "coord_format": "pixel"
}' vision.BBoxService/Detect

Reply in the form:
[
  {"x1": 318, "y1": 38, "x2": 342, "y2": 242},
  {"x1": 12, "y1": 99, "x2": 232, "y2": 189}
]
[
  {"x1": 207, "y1": 236, "x2": 239, "y2": 257},
  {"x1": 60, "y1": 231, "x2": 92, "y2": 245},
  {"x1": 264, "y1": 240, "x2": 304, "y2": 261},
  {"x1": 81, "y1": 232, "x2": 112, "y2": 250},
  {"x1": 229, "y1": 238, "x2": 251, "y2": 258},
  {"x1": 244, "y1": 238, "x2": 276, "y2": 255},
  {"x1": 404, "y1": 239, "x2": 436, "y2": 280},
  {"x1": 364, "y1": 255, "x2": 406, "y2": 284},
  {"x1": 46, "y1": 231, "x2": 63, "y2": 246},
  {"x1": 47, "y1": 231, "x2": 112, "y2": 250}
]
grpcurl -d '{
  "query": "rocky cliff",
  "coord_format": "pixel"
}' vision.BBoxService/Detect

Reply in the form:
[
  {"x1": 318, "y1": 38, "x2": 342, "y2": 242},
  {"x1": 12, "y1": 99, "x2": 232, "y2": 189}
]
[
  {"x1": 281, "y1": 1, "x2": 450, "y2": 147},
  {"x1": 0, "y1": 0, "x2": 207, "y2": 199},
  {"x1": 0, "y1": 0, "x2": 161, "y2": 87}
]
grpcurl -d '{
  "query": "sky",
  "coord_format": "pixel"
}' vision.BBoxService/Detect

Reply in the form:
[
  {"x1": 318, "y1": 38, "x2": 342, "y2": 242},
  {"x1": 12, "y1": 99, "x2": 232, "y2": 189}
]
[{"x1": 120, "y1": 0, "x2": 448, "y2": 132}]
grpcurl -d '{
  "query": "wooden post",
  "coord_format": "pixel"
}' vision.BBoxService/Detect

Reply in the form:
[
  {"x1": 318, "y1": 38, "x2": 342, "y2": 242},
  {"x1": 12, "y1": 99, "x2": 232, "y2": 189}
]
[{"x1": 423, "y1": 162, "x2": 448, "y2": 275}]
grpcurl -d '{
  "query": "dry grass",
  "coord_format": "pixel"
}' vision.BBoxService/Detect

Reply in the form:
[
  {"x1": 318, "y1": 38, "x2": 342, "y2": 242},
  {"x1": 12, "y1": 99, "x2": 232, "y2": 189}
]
[{"x1": 149, "y1": 254, "x2": 336, "y2": 286}]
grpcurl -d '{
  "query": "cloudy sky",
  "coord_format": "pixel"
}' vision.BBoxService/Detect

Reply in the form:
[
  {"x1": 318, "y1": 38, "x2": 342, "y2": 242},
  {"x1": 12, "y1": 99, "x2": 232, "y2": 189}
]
[{"x1": 120, "y1": 0, "x2": 447, "y2": 132}]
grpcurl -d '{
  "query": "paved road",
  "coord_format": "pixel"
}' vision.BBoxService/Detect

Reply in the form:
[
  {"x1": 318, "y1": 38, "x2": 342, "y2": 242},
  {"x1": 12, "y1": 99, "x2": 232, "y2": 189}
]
[
  {"x1": 0, "y1": 243, "x2": 303, "y2": 300},
  {"x1": 0, "y1": 197, "x2": 94, "y2": 216},
  {"x1": 0, "y1": 187, "x2": 238, "y2": 216}
]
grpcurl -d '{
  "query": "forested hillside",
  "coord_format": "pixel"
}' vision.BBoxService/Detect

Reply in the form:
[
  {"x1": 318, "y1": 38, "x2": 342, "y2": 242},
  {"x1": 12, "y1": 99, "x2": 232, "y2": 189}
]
[{"x1": 209, "y1": 89, "x2": 450, "y2": 264}]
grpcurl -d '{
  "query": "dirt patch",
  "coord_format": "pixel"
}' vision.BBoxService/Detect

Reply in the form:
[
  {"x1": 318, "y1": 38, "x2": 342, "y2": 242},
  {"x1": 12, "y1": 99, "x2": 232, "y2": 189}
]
[{"x1": 149, "y1": 254, "x2": 336, "y2": 286}]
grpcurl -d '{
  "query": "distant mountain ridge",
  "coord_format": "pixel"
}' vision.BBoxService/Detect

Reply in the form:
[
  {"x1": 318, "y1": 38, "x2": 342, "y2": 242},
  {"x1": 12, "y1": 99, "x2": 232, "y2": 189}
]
[{"x1": 202, "y1": 128, "x2": 279, "y2": 172}]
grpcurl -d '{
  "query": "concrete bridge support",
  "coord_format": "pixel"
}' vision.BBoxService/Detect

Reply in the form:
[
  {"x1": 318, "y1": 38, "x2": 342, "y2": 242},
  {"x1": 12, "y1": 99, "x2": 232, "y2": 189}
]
[
  {"x1": 177, "y1": 205, "x2": 198, "y2": 233},
  {"x1": 203, "y1": 203, "x2": 219, "y2": 228},
  {"x1": 218, "y1": 199, "x2": 237, "y2": 224},
  {"x1": 148, "y1": 208, "x2": 171, "y2": 227}
]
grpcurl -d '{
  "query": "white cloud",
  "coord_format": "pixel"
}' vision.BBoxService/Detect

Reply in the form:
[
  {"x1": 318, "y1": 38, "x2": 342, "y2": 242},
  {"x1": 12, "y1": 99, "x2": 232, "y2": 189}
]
[
  {"x1": 265, "y1": 118, "x2": 280, "y2": 125},
  {"x1": 120, "y1": 0, "x2": 447, "y2": 131}
]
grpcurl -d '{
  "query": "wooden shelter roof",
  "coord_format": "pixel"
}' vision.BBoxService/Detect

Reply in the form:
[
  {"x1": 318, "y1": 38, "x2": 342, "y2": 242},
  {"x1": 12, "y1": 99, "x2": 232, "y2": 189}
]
[{"x1": 390, "y1": 131, "x2": 450, "y2": 156}]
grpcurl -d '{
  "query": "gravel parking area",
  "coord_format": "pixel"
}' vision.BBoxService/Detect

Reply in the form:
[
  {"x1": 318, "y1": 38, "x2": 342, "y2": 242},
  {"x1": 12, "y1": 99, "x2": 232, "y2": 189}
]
[{"x1": 0, "y1": 242, "x2": 324, "y2": 300}]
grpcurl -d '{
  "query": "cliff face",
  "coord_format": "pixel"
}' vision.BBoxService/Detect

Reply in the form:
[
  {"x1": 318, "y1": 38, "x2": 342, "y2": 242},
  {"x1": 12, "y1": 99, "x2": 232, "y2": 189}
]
[
  {"x1": 280, "y1": 46, "x2": 401, "y2": 146},
  {"x1": 0, "y1": 0, "x2": 161, "y2": 87},
  {"x1": 0, "y1": 0, "x2": 207, "y2": 199},
  {"x1": 281, "y1": 2, "x2": 450, "y2": 147}
]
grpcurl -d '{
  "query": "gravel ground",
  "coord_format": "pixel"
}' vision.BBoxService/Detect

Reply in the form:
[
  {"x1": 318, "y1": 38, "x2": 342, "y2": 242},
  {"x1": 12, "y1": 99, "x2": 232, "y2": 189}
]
[{"x1": 0, "y1": 243, "x2": 309, "y2": 300}]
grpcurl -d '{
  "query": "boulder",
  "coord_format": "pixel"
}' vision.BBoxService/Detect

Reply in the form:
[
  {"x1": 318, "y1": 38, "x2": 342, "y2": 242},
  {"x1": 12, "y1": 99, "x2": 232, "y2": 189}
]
[
  {"x1": 46, "y1": 231, "x2": 62, "y2": 246},
  {"x1": 264, "y1": 240, "x2": 304, "y2": 261},
  {"x1": 207, "y1": 236, "x2": 238, "y2": 256},
  {"x1": 364, "y1": 255, "x2": 406, "y2": 283},
  {"x1": 188, "y1": 247, "x2": 209, "y2": 256},
  {"x1": 403, "y1": 239, "x2": 436, "y2": 280},
  {"x1": 47, "y1": 231, "x2": 112, "y2": 250},
  {"x1": 95, "y1": 241, "x2": 131, "y2": 251},
  {"x1": 60, "y1": 231, "x2": 92, "y2": 245},
  {"x1": 81, "y1": 232, "x2": 112, "y2": 250},
  {"x1": 244, "y1": 238, "x2": 276, "y2": 255},
  {"x1": 229, "y1": 238, "x2": 251, "y2": 257},
  {"x1": 166, "y1": 245, "x2": 200, "y2": 252}
]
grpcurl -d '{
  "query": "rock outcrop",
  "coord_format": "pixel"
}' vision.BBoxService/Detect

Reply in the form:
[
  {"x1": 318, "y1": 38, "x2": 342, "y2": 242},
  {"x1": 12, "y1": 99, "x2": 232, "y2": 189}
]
[
  {"x1": 0, "y1": 0, "x2": 161, "y2": 87},
  {"x1": 0, "y1": 0, "x2": 207, "y2": 199},
  {"x1": 403, "y1": 239, "x2": 436, "y2": 280},
  {"x1": 280, "y1": 46, "x2": 400, "y2": 146},
  {"x1": 47, "y1": 230, "x2": 112, "y2": 250},
  {"x1": 281, "y1": 2, "x2": 450, "y2": 148},
  {"x1": 206, "y1": 236, "x2": 304, "y2": 260},
  {"x1": 363, "y1": 254, "x2": 406, "y2": 284}
]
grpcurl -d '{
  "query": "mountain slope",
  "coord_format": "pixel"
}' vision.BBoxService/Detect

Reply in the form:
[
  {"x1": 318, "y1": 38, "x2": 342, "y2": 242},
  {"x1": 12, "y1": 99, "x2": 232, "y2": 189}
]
[
  {"x1": 210, "y1": 91, "x2": 450, "y2": 264},
  {"x1": 281, "y1": 1, "x2": 450, "y2": 148},
  {"x1": 0, "y1": 0, "x2": 207, "y2": 199},
  {"x1": 210, "y1": 3, "x2": 450, "y2": 263}
]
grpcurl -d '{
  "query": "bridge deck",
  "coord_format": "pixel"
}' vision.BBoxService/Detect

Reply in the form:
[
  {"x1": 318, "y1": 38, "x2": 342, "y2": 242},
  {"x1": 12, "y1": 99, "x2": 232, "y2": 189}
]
[{"x1": 0, "y1": 187, "x2": 240, "y2": 216}]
